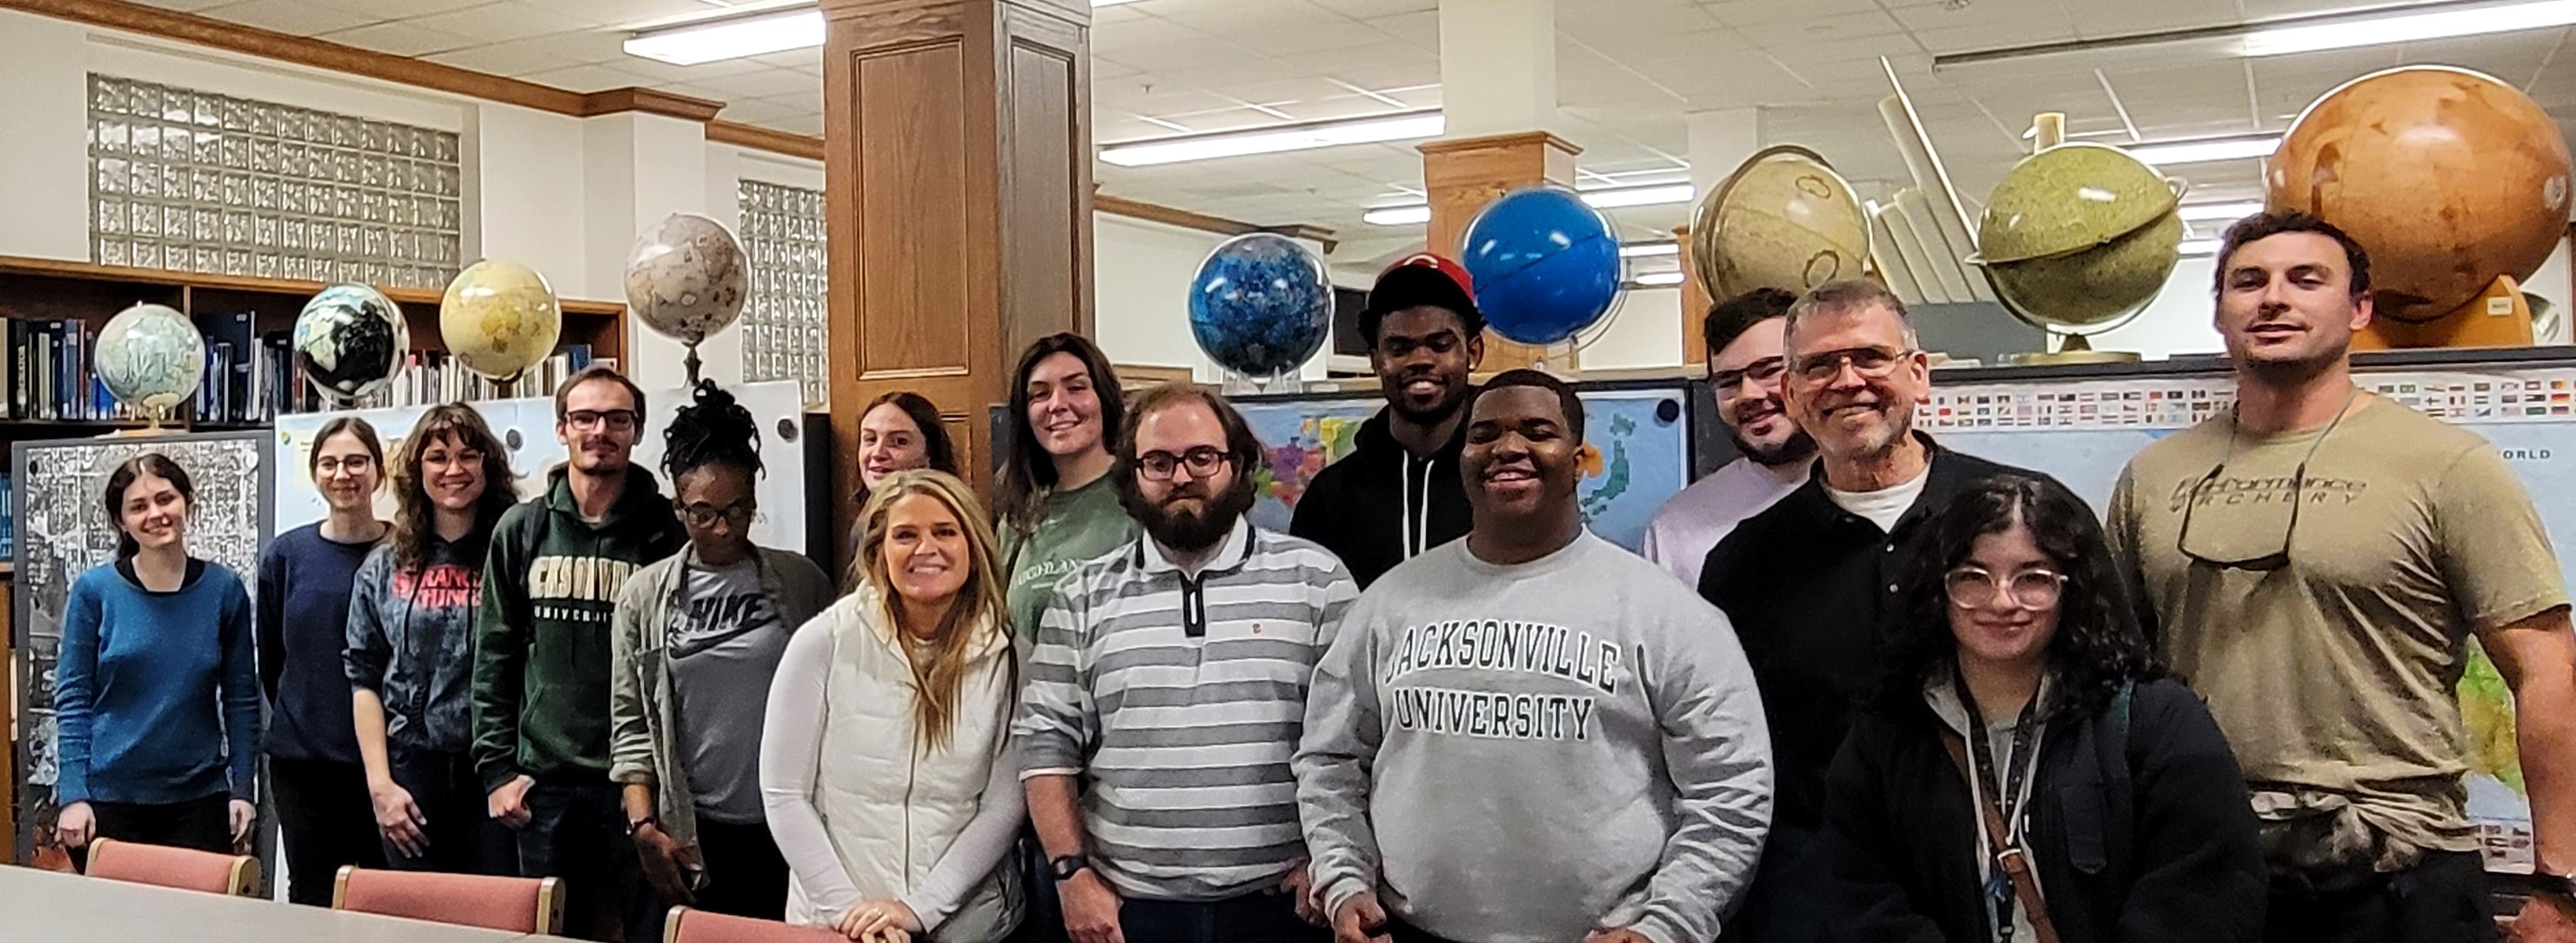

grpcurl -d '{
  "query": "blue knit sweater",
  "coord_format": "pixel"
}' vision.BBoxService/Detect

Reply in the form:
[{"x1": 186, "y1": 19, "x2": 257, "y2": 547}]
[{"x1": 54, "y1": 559, "x2": 260, "y2": 806}]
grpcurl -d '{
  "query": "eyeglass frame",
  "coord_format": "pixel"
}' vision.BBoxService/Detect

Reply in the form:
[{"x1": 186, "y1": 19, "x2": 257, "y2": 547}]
[
  {"x1": 1710, "y1": 356, "x2": 1786, "y2": 394},
  {"x1": 1943, "y1": 565, "x2": 2069, "y2": 610},
  {"x1": 2175, "y1": 389, "x2": 2359, "y2": 572},
  {"x1": 678, "y1": 500, "x2": 758, "y2": 528},
  {"x1": 565, "y1": 409, "x2": 640, "y2": 432},
  {"x1": 1135, "y1": 446, "x2": 1232, "y2": 482},
  {"x1": 1785, "y1": 345, "x2": 1918, "y2": 386}
]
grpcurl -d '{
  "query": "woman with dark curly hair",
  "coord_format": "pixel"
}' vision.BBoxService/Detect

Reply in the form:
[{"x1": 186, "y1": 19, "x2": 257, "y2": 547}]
[{"x1": 1821, "y1": 473, "x2": 2266, "y2": 943}]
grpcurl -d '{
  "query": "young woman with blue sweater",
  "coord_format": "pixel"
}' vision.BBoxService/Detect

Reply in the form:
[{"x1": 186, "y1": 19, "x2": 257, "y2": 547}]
[{"x1": 53, "y1": 452, "x2": 261, "y2": 864}]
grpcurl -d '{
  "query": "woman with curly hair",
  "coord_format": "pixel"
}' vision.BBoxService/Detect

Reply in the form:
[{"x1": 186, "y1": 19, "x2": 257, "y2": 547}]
[{"x1": 1821, "y1": 473, "x2": 2266, "y2": 943}]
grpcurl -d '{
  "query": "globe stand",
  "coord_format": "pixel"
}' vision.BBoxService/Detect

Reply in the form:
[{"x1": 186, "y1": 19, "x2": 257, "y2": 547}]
[
  {"x1": 684, "y1": 344, "x2": 705, "y2": 386},
  {"x1": 1221, "y1": 369, "x2": 1301, "y2": 397},
  {"x1": 1533, "y1": 339, "x2": 1581, "y2": 375},
  {"x1": 2352, "y1": 274, "x2": 2535, "y2": 351},
  {"x1": 2002, "y1": 331, "x2": 2140, "y2": 366}
]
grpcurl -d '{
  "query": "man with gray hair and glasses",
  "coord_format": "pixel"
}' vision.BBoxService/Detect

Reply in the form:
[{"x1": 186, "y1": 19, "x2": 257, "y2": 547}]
[{"x1": 1697, "y1": 279, "x2": 2067, "y2": 940}]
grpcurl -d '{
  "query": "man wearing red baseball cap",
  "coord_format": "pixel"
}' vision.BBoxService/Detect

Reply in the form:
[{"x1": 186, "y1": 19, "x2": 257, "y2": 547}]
[{"x1": 1290, "y1": 256, "x2": 1485, "y2": 588}]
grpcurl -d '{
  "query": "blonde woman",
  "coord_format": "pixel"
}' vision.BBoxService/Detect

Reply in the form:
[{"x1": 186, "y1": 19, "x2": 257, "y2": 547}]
[{"x1": 762, "y1": 469, "x2": 1024, "y2": 943}]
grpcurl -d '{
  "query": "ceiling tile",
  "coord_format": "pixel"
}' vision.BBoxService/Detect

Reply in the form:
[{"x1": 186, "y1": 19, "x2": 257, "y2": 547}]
[
  {"x1": 515, "y1": 63, "x2": 659, "y2": 93},
  {"x1": 1362, "y1": 10, "x2": 1437, "y2": 48},
  {"x1": 1307, "y1": 0, "x2": 1435, "y2": 17},
  {"x1": 751, "y1": 46, "x2": 826, "y2": 70},
  {"x1": 1738, "y1": 9, "x2": 1904, "y2": 45},
  {"x1": 526, "y1": 0, "x2": 715, "y2": 29},
  {"x1": 298, "y1": 0, "x2": 488, "y2": 16},
  {"x1": 312, "y1": 19, "x2": 482, "y2": 57},
  {"x1": 686, "y1": 67, "x2": 819, "y2": 99},
  {"x1": 121, "y1": 0, "x2": 236, "y2": 10},
  {"x1": 405, "y1": 2, "x2": 599, "y2": 43},
  {"x1": 196, "y1": 0, "x2": 380, "y2": 36},
  {"x1": 1703, "y1": 0, "x2": 1882, "y2": 29},
  {"x1": 773, "y1": 113, "x2": 825, "y2": 135},
  {"x1": 606, "y1": 55, "x2": 775, "y2": 84},
  {"x1": 757, "y1": 85, "x2": 825, "y2": 114},
  {"x1": 424, "y1": 32, "x2": 627, "y2": 75}
]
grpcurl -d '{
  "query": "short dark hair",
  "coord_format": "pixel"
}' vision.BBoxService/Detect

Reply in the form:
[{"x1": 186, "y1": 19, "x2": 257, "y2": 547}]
[
  {"x1": 1472, "y1": 369, "x2": 1584, "y2": 441},
  {"x1": 2211, "y1": 209, "x2": 2372, "y2": 299},
  {"x1": 1704, "y1": 288, "x2": 1797, "y2": 361},
  {"x1": 996, "y1": 333, "x2": 1127, "y2": 532},
  {"x1": 1360, "y1": 264, "x2": 1486, "y2": 348},
  {"x1": 1110, "y1": 384, "x2": 1266, "y2": 508},
  {"x1": 554, "y1": 364, "x2": 646, "y2": 421},
  {"x1": 103, "y1": 451, "x2": 196, "y2": 559}
]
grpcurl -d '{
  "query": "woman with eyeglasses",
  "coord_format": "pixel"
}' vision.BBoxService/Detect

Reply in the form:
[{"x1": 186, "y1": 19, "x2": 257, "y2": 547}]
[
  {"x1": 1820, "y1": 474, "x2": 2265, "y2": 943},
  {"x1": 611, "y1": 382, "x2": 835, "y2": 921}
]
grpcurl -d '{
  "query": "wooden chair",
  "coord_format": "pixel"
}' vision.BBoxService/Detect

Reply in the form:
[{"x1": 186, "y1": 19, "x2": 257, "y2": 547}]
[
  {"x1": 663, "y1": 906, "x2": 853, "y2": 943},
  {"x1": 331, "y1": 865, "x2": 563, "y2": 935},
  {"x1": 83, "y1": 837, "x2": 260, "y2": 896}
]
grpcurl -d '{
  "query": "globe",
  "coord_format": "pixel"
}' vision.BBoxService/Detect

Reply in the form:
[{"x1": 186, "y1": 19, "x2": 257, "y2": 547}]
[
  {"x1": 1690, "y1": 145, "x2": 1872, "y2": 299},
  {"x1": 293, "y1": 284, "x2": 409, "y2": 405},
  {"x1": 1460, "y1": 186, "x2": 1622, "y2": 345},
  {"x1": 95, "y1": 302, "x2": 206, "y2": 422},
  {"x1": 625, "y1": 212, "x2": 749, "y2": 345},
  {"x1": 440, "y1": 259, "x2": 562, "y2": 382},
  {"x1": 1969, "y1": 143, "x2": 2185, "y2": 333},
  {"x1": 1188, "y1": 233, "x2": 1333, "y2": 378},
  {"x1": 2270, "y1": 65, "x2": 2574, "y2": 324}
]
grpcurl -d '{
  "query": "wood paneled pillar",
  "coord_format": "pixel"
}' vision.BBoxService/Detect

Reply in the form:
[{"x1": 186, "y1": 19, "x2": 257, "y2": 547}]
[
  {"x1": 1676, "y1": 224, "x2": 1712, "y2": 367},
  {"x1": 1420, "y1": 130, "x2": 1581, "y2": 371},
  {"x1": 821, "y1": 0, "x2": 1092, "y2": 565}
]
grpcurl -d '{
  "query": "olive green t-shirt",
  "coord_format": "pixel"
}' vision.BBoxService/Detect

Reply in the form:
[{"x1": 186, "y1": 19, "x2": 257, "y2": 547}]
[
  {"x1": 1000, "y1": 475, "x2": 1139, "y2": 639},
  {"x1": 2108, "y1": 394, "x2": 2567, "y2": 858}
]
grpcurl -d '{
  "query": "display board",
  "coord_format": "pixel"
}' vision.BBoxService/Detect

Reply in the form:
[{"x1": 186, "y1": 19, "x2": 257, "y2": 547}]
[
  {"x1": 10, "y1": 431, "x2": 273, "y2": 866},
  {"x1": 1923, "y1": 357, "x2": 2576, "y2": 873}
]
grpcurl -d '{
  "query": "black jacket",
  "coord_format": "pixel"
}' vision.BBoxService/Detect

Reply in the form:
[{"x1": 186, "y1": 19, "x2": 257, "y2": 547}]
[
  {"x1": 1288, "y1": 407, "x2": 1470, "y2": 588},
  {"x1": 1821, "y1": 677, "x2": 2267, "y2": 943}
]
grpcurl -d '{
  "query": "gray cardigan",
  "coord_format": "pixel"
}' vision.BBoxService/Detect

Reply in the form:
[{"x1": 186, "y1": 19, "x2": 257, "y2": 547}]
[{"x1": 609, "y1": 544, "x2": 836, "y2": 848}]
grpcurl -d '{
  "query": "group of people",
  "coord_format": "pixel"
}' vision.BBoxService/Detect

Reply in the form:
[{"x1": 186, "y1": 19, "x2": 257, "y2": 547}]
[{"x1": 41, "y1": 207, "x2": 2576, "y2": 943}]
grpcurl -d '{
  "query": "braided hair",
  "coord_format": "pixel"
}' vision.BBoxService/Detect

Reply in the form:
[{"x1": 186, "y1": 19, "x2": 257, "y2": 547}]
[{"x1": 662, "y1": 380, "x2": 764, "y2": 483}]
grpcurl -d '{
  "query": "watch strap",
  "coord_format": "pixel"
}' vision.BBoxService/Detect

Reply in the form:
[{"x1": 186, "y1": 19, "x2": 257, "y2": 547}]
[{"x1": 1049, "y1": 853, "x2": 1090, "y2": 881}]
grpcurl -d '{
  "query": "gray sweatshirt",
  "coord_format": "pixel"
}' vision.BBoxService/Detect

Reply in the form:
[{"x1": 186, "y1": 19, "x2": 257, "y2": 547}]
[{"x1": 1295, "y1": 532, "x2": 1773, "y2": 943}]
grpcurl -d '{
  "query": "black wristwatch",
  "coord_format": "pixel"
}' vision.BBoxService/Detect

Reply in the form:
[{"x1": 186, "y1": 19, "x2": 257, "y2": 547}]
[
  {"x1": 1049, "y1": 853, "x2": 1091, "y2": 881},
  {"x1": 625, "y1": 815, "x2": 659, "y2": 838},
  {"x1": 2538, "y1": 871, "x2": 2576, "y2": 899}
]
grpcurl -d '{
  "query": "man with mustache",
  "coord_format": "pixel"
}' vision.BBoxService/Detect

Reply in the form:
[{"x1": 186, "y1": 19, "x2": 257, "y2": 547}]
[
  {"x1": 1643, "y1": 288, "x2": 1813, "y2": 588},
  {"x1": 1696, "y1": 279, "x2": 2055, "y2": 940},
  {"x1": 1299, "y1": 369, "x2": 1772, "y2": 943},
  {"x1": 1020, "y1": 384, "x2": 1359, "y2": 943},
  {"x1": 1293, "y1": 257, "x2": 1483, "y2": 588},
  {"x1": 2108, "y1": 211, "x2": 2576, "y2": 943}
]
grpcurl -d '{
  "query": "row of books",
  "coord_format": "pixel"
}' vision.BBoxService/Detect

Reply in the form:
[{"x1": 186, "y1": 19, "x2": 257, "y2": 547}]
[
  {"x1": 311, "y1": 345, "x2": 600, "y2": 412},
  {"x1": 0, "y1": 473, "x2": 15, "y2": 561},
  {"x1": 3, "y1": 319, "x2": 141, "y2": 423}
]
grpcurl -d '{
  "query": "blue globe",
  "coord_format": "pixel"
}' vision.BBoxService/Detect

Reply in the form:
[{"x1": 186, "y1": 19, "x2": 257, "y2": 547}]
[
  {"x1": 1188, "y1": 233, "x2": 1333, "y2": 378},
  {"x1": 1460, "y1": 186, "x2": 1622, "y2": 344}
]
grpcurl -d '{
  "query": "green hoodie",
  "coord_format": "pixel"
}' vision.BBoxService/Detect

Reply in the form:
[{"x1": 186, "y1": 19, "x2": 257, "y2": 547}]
[{"x1": 473, "y1": 465, "x2": 685, "y2": 792}]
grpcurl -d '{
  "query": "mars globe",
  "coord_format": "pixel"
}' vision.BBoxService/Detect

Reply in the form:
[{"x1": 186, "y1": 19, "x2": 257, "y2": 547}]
[
  {"x1": 1970, "y1": 143, "x2": 2185, "y2": 331},
  {"x1": 626, "y1": 212, "x2": 750, "y2": 345},
  {"x1": 95, "y1": 302, "x2": 206, "y2": 419},
  {"x1": 1188, "y1": 233, "x2": 1333, "y2": 378},
  {"x1": 2269, "y1": 65, "x2": 2573, "y2": 323},
  {"x1": 1691, "y1": 145, "x2": 1872, "y2": 298},
  {"x1": 294, "y1": 284, "x2": 409, "y2": 405},
  {"x1": 440, "y1": 259, "x2": 563, "y2": 382}
]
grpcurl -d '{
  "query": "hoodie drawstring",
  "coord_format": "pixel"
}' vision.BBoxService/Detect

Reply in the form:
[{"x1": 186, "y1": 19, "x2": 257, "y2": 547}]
[{"x1": 1396, "y1": 453, "x2": 1437, "y2": 560}]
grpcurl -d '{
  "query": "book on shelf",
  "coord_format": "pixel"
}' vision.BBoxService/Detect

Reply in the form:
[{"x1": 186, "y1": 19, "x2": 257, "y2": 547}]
[
  {"x1": 0, "y1": 318, "x2": 144, "y2": 424},
  {"x1": 275, "y1": 344, "x2": 596, "y2": 415}
]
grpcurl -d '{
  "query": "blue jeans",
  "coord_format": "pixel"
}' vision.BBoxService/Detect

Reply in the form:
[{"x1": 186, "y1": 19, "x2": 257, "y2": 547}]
[
  {"x1": 517, "y1": 780, "x2": 656, "y2": 942},
  {"x1": 382, "y1": 747, "x2": 516, "y2": 877},
  {"x1": 1116, "y1": 888, "x2": 1325, "y2": 943}
]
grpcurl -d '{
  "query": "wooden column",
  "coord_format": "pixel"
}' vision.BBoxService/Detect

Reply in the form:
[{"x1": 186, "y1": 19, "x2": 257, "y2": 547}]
[
  {"x1": 1420, "y1": 130, "x2": 1580, "y2": 371},
  {"x1": 821, "y1": 0, "x2": 1093, "y2": 565},
  {"x1": 1676, "y1": 224, "x2": 1712, "y2": 367}
]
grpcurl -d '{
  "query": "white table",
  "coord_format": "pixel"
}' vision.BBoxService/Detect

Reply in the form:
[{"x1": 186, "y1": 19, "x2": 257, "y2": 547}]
[{"x1": 0, "y1": 865, "x2": 565, "y2": 942}]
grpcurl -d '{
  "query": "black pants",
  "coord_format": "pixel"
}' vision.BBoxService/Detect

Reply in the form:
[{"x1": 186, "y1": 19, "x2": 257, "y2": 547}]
[
  {"x1": 519, "y1": 780, "x2": 656, "y2": 942},
  {"x1": 691, "y1": 817, "x2": 787, "y2": 921},
  {"x1": 270, "y1": 756, "x2": 385, "y2": 906},
  {"x1": 75, "y1": 793, "x2": 232, "y2": 872},
  {"x1": 2264, "y1": 849, "x2": 2497, "y2": 943},
  {"x1": 1717, "y1": 826, "x2": 1830, "y2": 942},
  {"x1": 383, "y1": 747, "x2": 517, "y2": 876},
  {"x1": 1117, "y1": 889, "x2": 1326, "y2": 943}
]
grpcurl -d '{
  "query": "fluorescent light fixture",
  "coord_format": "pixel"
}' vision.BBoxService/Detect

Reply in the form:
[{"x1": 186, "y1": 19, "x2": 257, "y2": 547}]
[
  {"x1": 1361, "y1": 204, "x2": 1434, "y2": 226},
  {"x1": 2178, "y1": 200, "x2": 2265, "y2": 223},
  {"x1": 1100, "y1": 111, "x2": 1444, "y2": 167},
  {"x1": 2243, "y1": 0, "x2": 2576, "y2": 56},
  {"x1": 2127, "y1": 136, "x2": 2278, "y2": 166},
  {"x1": 1633, "y1": 271, "x2": 1686, "y2": 287},
  {"x1": 1360, "y1": 183, "x2": 1698, "y2": 227},
  {"x1": 2178, "y1": 237, "x2": 2223, "y2": 257},
  {"x1": 1620, "y1": 241, "x2": 1680, "y2": 258},
  {"x1": 625, "y1": 8, "x2": 821, "y2": 65}
]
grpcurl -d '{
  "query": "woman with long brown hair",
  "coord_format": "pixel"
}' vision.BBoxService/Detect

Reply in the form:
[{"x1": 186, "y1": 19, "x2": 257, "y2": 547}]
[
  {"x1": 994, "y1": 333, "x2": 1134, "y2": 639},
  {"x1": 762, "y1": 469, "x2": 1024, "y2": 943}
]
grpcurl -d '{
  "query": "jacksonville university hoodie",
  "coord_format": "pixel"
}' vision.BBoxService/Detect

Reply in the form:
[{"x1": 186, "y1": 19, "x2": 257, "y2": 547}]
[{"x1": 1288, "y1": 408, "x2": 1472, "y2": 589}]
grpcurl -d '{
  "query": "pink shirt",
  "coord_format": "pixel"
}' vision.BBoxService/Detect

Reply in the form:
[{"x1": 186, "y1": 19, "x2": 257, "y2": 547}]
[{"x1": 1641, "y1": 457, "x2": 1810, "y2": 588}]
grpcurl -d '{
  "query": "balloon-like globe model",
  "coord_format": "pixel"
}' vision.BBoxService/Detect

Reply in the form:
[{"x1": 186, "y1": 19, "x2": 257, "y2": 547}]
[
  {"x1": 95, "y1": 302, "x2": 206, "y2": 425},
  {"x1": 1967, "y1": 142, "x2": 2185, "y2": 340},
  {"x1": 1188, "y1": 233, "x2": 1334, "y2": 378},
  {"x1": 1460, "y1": 186, "x2": 1622, "y2": 345},
  {"x1": 625, "y1": 213, "x2": 750, "y2": 348},
  {"x1": 2269, "y1": 65, "x2": 2573, "y2": 324},
  {"x1": 293, "y1": 284, "x2": 409, "y2": 405},
  {"x1": 440, "y1": 259, "x2": 562, "y2": 383},
  {"x1": 1691, "y1": 145, "x2": 1872, "y2": 299}
]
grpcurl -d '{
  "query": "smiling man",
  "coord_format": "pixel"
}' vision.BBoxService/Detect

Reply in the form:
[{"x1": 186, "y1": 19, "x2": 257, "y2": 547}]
[
  {"x1": 1695, "y1": 279, "x2": 2057, "y2": 940},
  {"x1": 1642, "y1": 288, "x2": 1813, "y2": 587},
  {"x1": 2108, "y1": 211, "x2": 2576, "y2": 943},
  {"x1": 1299, "y1": 369, "x2": 1772, "y2": 943}
]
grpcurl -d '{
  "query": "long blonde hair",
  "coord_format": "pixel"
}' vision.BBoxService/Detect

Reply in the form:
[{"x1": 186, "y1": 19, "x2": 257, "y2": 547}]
[{"x1": 853, "y1": 469, "x2": 1012, "y2": 752}]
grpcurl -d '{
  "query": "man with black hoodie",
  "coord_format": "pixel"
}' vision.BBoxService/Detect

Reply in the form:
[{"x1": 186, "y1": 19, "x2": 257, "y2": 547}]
[
  {"x1": 474, "y1": 364, "x2": 685, "y2": 941},
  {"x1": 1291, "y1": 256, "x2": 1482, "y2": 588}
]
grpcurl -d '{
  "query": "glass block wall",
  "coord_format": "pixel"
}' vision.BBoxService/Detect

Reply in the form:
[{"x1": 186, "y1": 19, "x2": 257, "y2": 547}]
[
  {"x1": 738, "y1": 179, "x2": 830, "y2": 407},
  {"x1": 87, "y1": 75, "x2": 464, "y2": 289}
]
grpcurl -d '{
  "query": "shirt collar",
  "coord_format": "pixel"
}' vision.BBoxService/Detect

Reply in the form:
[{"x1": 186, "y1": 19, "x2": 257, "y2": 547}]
[{"x1": 1137, "y1": 518, "x2": 1254, "y2": 575}]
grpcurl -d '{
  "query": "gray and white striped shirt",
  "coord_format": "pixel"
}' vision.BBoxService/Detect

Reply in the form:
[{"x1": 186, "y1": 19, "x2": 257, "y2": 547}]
[{"x1": 1016, "y1": 519, "x2": 1359, "y2": 900}]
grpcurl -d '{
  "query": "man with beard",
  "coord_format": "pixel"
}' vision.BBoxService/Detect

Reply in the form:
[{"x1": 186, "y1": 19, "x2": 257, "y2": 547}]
[
  {"x1": 1020, "y1": 384, "x2": 1360, "y2": 943},
  {"x1": 1298, "y1": 370, "x2": 1771, "y2": 943},
  {"x1": 1696, "y1": 280, "x2": 2057, "y2": 940},
  {"x1": 1293, "y1": 257, "x2": 1483, "y2": 588},
  {"x1": 1643, "y1": 288, "x2": 1812, "y2": 587},
  {"x1": 2108, "y1": 211, "x2": 2576, "y2": 943},
  {"x1": 474, "y1": 364, "x2": 685, "y2": 941}
]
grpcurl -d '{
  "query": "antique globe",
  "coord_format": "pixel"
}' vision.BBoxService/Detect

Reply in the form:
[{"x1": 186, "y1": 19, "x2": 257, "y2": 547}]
[
  {"x1": 293, "y1": 284, "x2": 409, "y2": 405},
  {"x1": 2269, "y1": 65, "x2": 2574, "y2": 324},
  {"x1": 1188, "y1": 233, "x2": 1333, "y2": 379},
  {"x1": 1968, "y1": 142, "x2": 2185, "y2": 355},
  {"x1": 625, "y1": 212, "x2": 749, "y2": 346},
  {"x1": 95, "y1": 302, "x2": 206, "y2": 424},
  {"x1": 440, "y1": 259, "x2": 563, "y2": 382},
  {"x1": 1690, "y1": 145, "x2": 1873, "y2": 299}
]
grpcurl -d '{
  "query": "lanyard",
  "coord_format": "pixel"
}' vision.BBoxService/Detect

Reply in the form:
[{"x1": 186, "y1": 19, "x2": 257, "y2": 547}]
[{"x1": 1957, "y1": 668, "x2": 2044, "y2": 941}]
